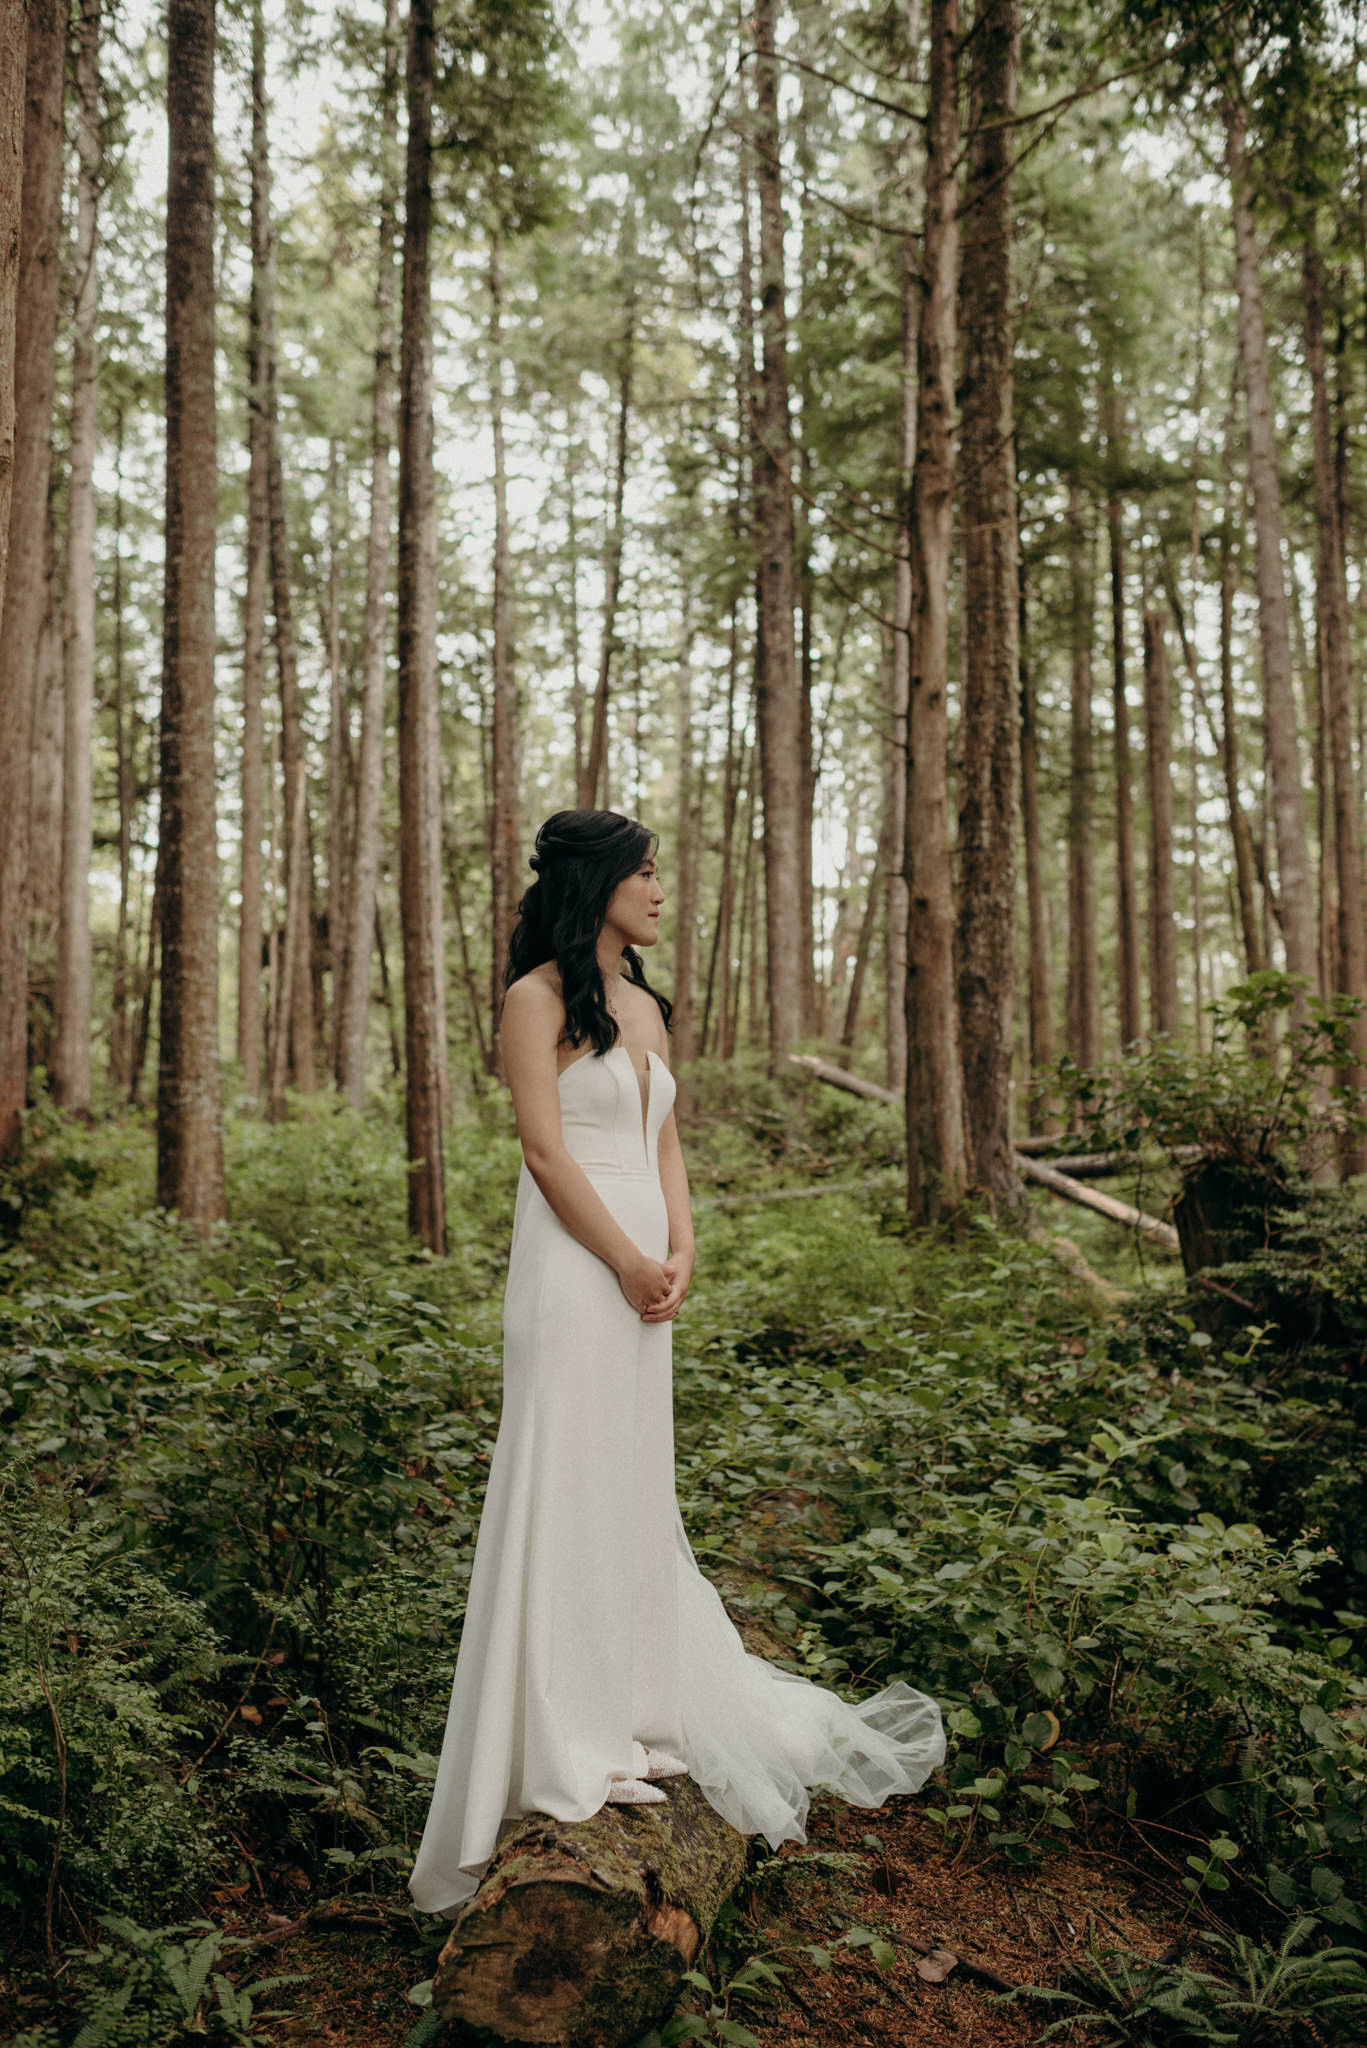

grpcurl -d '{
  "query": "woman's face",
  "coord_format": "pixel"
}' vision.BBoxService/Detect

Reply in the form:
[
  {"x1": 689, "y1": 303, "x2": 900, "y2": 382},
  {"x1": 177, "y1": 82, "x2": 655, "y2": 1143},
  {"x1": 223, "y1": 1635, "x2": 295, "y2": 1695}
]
[{"x1": 604, "y1": 852, "x2": 664, "y2": 950}]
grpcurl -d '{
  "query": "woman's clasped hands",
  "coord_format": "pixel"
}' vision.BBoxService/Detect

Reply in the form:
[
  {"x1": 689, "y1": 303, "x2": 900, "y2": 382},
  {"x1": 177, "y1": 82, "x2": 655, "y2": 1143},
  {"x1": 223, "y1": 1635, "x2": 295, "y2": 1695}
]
[{"x1": 618, "y1": 1245, "x2": 694, "y2": 1323}]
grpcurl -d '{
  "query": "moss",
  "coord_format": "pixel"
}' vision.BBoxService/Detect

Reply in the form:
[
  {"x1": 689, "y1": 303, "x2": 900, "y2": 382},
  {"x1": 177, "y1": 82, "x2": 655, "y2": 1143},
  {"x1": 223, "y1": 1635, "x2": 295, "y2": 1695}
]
[{"x1": 436, "y1": 1781, "x2": 749, "y2": 2043}]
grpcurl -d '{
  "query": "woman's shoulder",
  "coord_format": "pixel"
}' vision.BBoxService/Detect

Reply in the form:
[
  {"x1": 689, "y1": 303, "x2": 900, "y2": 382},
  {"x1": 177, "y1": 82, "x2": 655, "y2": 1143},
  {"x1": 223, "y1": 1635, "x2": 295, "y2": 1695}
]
[{"x1": 504, "y1": 963, "x2": 564, "y2": 1019}]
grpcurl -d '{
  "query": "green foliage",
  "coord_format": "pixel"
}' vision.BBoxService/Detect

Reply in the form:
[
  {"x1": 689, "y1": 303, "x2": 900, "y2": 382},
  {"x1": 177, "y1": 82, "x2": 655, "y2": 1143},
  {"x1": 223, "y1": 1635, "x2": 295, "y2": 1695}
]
[
  {"x1": 1061, "y1": 972, "x2": 1367, "y2": 1175},
  {"x1": 1032, "y1": 1916, "x2": 1367, "y2": 2044},
  {"x1": 59, "y1": 1914, "x2": 305, "y2": 2048},
  {"x1": 2, "y1": 1086, "x2": 1366, "y2": 2004}
]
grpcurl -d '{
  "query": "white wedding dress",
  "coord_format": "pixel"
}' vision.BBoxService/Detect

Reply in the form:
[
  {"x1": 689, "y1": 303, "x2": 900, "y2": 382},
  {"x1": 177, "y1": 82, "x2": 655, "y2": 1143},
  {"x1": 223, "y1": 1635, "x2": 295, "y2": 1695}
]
[{"x1": 407, "y1": 1043, "x2": 945, "y2": 1917}]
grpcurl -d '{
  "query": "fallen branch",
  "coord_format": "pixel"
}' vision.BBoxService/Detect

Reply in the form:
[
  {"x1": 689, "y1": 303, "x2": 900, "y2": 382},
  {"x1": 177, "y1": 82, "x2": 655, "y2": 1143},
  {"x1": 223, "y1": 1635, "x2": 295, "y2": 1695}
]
[{"x1": 1015, "y1": 1154, "x2": 1179, "y2": 1253}]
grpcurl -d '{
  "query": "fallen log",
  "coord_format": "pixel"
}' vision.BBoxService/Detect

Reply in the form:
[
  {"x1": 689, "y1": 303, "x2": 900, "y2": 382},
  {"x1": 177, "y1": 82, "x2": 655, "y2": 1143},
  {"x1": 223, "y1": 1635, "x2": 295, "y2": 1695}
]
[
  {"x1": 788, "y1": 1052, "x2": 898, "y2": 1105},
  {"x1": 1015, "y1": 1153, "x2": 1179, "y2": 1252},
  {"x1": 433, "y1": 1776, "x2": 748, "y2": 2046},
  {"x1": 790, "y1": 1054, "x2": 1179, "y2": 1250}
]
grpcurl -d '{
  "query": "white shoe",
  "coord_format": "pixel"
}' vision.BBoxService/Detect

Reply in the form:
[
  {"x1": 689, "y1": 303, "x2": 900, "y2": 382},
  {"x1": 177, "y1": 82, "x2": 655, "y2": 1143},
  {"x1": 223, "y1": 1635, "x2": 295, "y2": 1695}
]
[
  {"x1": 639, "y1": 1744, "x2": 688, "y2": 1780},
  {"x1": 604, "y1": 1775, "x2": 667, "y2": 1805}
]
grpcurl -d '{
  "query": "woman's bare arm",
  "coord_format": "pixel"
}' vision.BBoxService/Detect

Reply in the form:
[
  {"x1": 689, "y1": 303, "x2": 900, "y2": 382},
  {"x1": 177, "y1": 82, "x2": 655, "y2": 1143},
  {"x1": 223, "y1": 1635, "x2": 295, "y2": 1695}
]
[
  {"x1": 501, "y1": 974, "x2": 669, "y2": 1314},
  {"x1": 640, "y1": 1024, "x2": 695, "y2": 1325}
]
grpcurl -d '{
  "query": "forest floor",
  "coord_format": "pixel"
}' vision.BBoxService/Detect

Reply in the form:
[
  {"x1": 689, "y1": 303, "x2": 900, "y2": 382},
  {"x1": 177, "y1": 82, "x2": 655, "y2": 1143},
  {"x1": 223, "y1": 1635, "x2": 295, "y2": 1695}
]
[
  {"x1": 0, "y1": 1754, "x2": 1191, "y2": 2048},
  {"x1": 9, "y1": 1778, "x2": 1187, "y2": 2048}
]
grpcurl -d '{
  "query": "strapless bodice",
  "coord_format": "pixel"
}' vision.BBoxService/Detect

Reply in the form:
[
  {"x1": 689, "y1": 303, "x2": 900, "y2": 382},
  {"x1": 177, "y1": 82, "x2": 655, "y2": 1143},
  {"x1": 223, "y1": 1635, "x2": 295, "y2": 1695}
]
[{"x1": 556, "y1": 1045, "x2": 675, "y2": 1176}]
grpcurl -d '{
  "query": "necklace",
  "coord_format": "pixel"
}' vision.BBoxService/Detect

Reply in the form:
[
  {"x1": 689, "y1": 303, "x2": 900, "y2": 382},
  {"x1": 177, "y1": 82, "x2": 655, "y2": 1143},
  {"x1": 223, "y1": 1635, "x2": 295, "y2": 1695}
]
[{"x1": 604, "y1": 971, "x2": 622, "y2": 1019}]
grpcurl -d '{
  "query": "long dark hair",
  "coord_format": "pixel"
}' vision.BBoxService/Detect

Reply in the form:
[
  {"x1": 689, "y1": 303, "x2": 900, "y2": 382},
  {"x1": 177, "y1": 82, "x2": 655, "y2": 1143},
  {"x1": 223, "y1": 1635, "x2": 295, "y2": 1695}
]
[{"x1": 504, "y1": 810, "x2": 674, "y2": 1054}]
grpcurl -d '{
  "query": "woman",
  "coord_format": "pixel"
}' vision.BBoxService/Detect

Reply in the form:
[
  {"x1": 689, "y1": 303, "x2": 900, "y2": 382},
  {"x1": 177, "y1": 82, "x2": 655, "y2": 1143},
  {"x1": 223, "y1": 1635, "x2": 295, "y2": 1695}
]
[{"x1": 407, "y1": 809, "x2": 944, "y2": 1917}]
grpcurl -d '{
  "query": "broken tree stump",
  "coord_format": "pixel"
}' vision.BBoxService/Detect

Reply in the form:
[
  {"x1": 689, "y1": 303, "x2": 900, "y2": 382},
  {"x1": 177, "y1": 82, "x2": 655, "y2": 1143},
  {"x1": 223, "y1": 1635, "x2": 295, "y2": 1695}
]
[{"x1": 433, "y1": 1776, "x2": 748, "y2": 2046}]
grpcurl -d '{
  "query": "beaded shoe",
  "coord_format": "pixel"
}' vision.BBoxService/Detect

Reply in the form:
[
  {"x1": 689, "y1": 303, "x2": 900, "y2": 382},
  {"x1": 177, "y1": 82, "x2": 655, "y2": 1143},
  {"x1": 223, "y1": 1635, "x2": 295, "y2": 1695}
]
[
  {"x1": 636, "y1": 1742, "x2": 688, "y2": 1780},
  {"x1": 604, "y1": 1774, "x2": 667, "y2": 1805}
]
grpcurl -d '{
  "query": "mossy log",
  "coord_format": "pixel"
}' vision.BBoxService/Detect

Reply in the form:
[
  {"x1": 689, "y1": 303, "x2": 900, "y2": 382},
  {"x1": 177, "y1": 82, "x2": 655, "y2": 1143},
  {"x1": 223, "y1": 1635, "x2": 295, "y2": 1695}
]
[{"x1": 432, "y1": 1776, "x2": 748, "y2": 2047}]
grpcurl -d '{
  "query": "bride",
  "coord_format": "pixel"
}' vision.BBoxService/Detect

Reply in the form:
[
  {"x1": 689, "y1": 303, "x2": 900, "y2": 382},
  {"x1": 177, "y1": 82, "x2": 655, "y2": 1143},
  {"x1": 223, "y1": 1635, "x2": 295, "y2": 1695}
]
[{"x1": 407, "y1": 808, "x2": 944, "y2": 1917}]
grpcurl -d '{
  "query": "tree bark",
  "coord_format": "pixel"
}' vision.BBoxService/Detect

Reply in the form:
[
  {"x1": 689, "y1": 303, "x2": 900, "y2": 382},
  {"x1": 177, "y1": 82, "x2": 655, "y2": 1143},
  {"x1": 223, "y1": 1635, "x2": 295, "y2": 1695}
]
[
  {"x1": 53, "y1": 0, "x2": 101, "y2": 1112},
  {"x1": 0, "y1": 0, "x2": 24, "y2": 633},
  {"x1": 1020, "y1": 568, "x2": 1056, "y2": 1132},
  {"x1": 886, "y1": 131, "x2": 917, "y2": 1099},
  {"x1": 751, "y1": 0, "x2": 805, "y2": 1063},
  {"x1": 109, "y1": 408, "x2": 133, "y2": 1091},
  {"x1": 267, "y1": 417, "x2": 316, "y2": 1097},
  {"x1": 156, "y1": 0, "x2": 225, "y2": 1228},
  {"x1": 905, "y1": 0, "x2": 967, "y2": 1223},
  {"x1": 1210, "y1": 376, "x2": 1265, "y2": 981},
  {"x1": 1305, "y1": 234, "x2": 1367, "y2": 1172},
  {"x1": 488, "y1": 227, "x2": 520, "y2": 1070},
  {"x1": 1064, "y1": 478, "x2": 1101, "y2": 1078},
  {"x1": 1103, "y1": 375, "x2": 1142, "y2": 1052},
  {"x1": 324, "y1": 438, "x2": 346, "y2": 1059},
  {"x1": 955, "y1": 0, "x2": 1021, "y2": 1207},
  {"x1": 237, "y1": 0, "x2": 270, "y2": 1103},
  {"x1": 337, "y1": 0, "x2": 399, "y2": 1109},
  {"x1": 434, "y1": 1782, "x2": 747, "y2": 2045},
  {"x1": 672, "y1": 595, "x2": 700, "y2": 1072},
  {"x1": 28, "y1": 508, "x2": 62, "y2": 1060},
  {"x1": 581, "y1": 267, "x2": 634, "y2": 811},
  {"x1": 268, "y1": 763, "x2": 306, "y2": 1123},
  {"x1": 397, "y1": 0, "x2": 447, "y2": 1252},
  {"x1": 0, "y1": 0, "x2": 67, "y2": 1164},
  {"x1": 1225, "y1": 97, "x2": 1317, "y2": 1006},
  {"x1": 1143, "y1": 610, "x2": 1180, "y2": 1038}
]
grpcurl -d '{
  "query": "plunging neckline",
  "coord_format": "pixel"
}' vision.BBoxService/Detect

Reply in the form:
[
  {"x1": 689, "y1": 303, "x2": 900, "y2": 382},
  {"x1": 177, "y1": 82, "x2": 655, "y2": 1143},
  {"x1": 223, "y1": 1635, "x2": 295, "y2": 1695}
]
[{"x1": 558, "y1": 1044, "x2": 655, "y2": 1154}]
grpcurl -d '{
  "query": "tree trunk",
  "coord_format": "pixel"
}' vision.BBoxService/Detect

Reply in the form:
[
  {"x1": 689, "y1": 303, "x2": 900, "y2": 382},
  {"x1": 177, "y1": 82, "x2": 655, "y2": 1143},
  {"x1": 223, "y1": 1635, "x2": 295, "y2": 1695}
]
[
  {"x1": 566, "y1": 421, "x2": 585, "y2": 797},
  {"x1": 672, "y1": 596, "x2": 700, "y2": 1071},
  {"x1": 1212, "y1": 376, "x2": 1265, "y2": 980},
  {"x1": 1305, "y1": 234, "x2": 1367, "y2": 1173},
  {"x1": 905, "y1": 0, "x2": 967, "y2": 1223},
  {"x1": 129, "y1": 850, "x2": 161, "y2": 1107},
  {"x1": 700, "y1": 600, "x2": 741, "y2": 1060},
  {"x1": 267, "y1": 419, "x2": 316, "y2": 1097},
  {"x1": 581, "y1": 269, "x2": 634, "y2": 811},
  {"x1": 28, "y1": 509, "x2": 62, "y2": 1064},
  {"x1": 955, "y1": 0, "x2": 1021, "y2": 1208},
  {"x1": 0, "y1": 0, "x2": 67, "y2": 1164},
  {"x1": 1143, "y1": 610, "x2": 1180, "y2": 1038},
  {"x1": 1225, "y1": 97, "x2": 1317, "y2": 1005},
  {"x1": 1064, "y1": 478, "x2": 1101, "y2": 1078},
  {"x1": 397, "y1": 0, "x2": 447, "y2": 1252},
  {"x1": 433, "y1": 1782, "x2": 747, "y2": 2045},
  {"x1": 0, "y1": 0, "x2": 24, "y2": 633},
  {"x1": 443, "y1": 809, "x2": 490, "y2": 1077},
  {"x1": 751, "y1": 0, "x2": 805, "y2": 1063},
  {"x1": 1103, "y1": 374, "x2": 1142, "y2": 1052},
  {"x1": 324, "y1": 438, "x2": 346, "y2": 1058},
  {"x1": 53, "y1": 0, "x2": 101, "y2": 1112},
  {"x1": 336, "y1": 0, "x2": 399, "y2": 1109},
  {"x1": 1020, "y1": 566, "x2": 1056, "y2": 1132},
  {"x1": 156, "y1": 0, "x2": 225, "y2": 1228},
  {"x1": 841, "y1": 836, "x2": 881, "y2": 1051},
  {"x1": 109, "y1": 408, "x2": 133, "y2": 1091},
  {"x1": 886, "y1": 136, "x2": 917, "y2": 1099},
  {"x1": 427, "y1": 717, "x2": 449, "y2": 1116},
  {"x1": 488, "y1": 227, "x2": 520, "y2": 1070},
  {"x1": 268, "y1": 763, "x2": 307, "y2": 1123},
  {"x1": 237, "y1": 0, "x2": 270, "y2": 1103}
]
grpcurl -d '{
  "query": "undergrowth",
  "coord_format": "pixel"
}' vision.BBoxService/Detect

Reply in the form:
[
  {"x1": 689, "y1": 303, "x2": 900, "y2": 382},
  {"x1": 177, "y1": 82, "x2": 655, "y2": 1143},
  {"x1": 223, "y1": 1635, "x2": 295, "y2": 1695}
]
[{"x1": 1, "y1": 1058, "x2": 1364, "y2": 2042}]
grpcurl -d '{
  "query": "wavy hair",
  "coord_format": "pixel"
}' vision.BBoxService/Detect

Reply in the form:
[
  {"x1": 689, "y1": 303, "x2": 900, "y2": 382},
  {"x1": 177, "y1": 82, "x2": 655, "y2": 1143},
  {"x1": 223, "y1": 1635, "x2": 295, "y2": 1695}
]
[{"x1": 504, "y1": 810, "x2": 673, "y2": 1054}]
